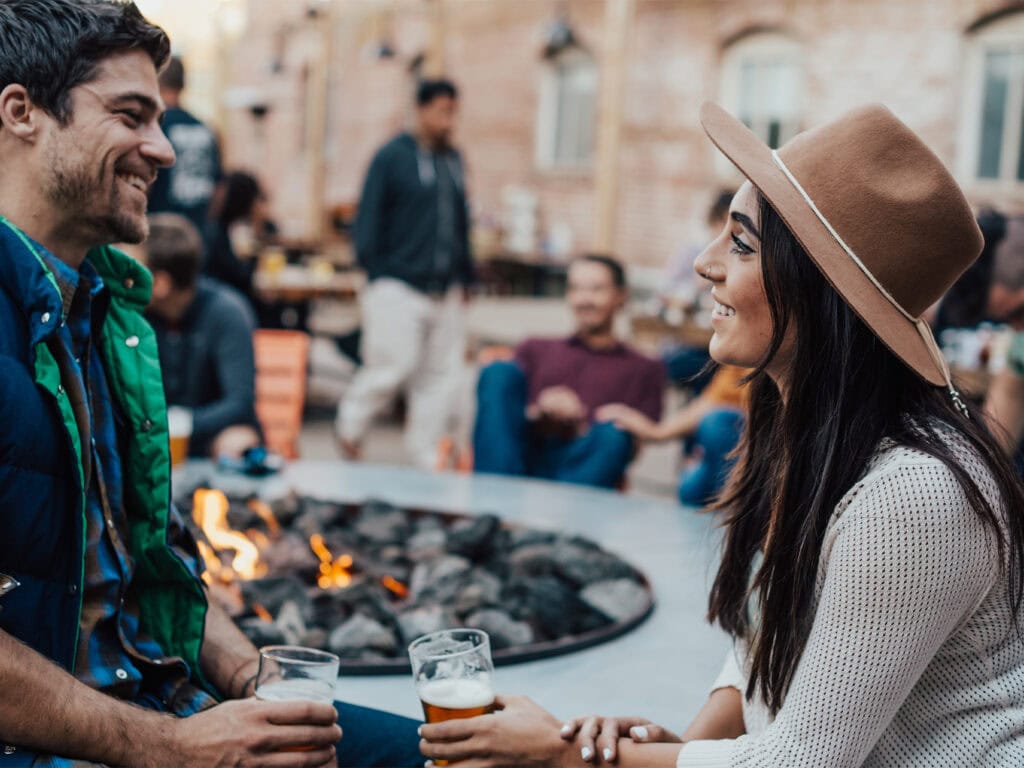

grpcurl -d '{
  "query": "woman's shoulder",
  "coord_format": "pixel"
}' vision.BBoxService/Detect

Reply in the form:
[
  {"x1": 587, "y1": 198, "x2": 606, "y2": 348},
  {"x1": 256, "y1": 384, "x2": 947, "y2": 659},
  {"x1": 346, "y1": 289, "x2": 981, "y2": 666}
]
[{"x1": 834, "y1": 428, "x2": 1002, "y2": 526}]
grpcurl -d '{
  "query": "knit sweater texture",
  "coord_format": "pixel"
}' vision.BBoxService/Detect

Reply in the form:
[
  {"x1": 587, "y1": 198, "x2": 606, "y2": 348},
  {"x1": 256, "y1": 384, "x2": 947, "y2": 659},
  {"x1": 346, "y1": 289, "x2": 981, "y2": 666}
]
[{"x1": 678, "y1": 438, "x2": 1024, "y2": 767}]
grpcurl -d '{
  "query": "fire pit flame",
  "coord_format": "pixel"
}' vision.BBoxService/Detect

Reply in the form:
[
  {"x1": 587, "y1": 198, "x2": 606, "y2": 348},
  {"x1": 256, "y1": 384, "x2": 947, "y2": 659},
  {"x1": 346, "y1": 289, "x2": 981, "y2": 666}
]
[
  {"x1": 309, "y1": 534, "x2": 354, "y2": 589},
  {"x1": 381, "y1": 575, "x2": 409, "y2": 598},
  {"x1": 192, "y1": 489, "x2": 267, "y2": 582}
]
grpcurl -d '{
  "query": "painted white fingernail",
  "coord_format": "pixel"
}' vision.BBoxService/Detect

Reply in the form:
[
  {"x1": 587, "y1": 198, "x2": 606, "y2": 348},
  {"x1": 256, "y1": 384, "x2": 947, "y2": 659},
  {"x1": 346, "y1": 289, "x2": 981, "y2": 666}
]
[
  {"x1": 418, "y1": 726, "x2": 423, "y2": 736},
  {"x1": 581, "y1": 746, "x2": 593, "y2": 761},
  {"x1": 561, "y1": 723, "x2": 572, "y2": 735},
  {"x1": 603, "y1": 748, "x2": 613, "y2": 761},
  {"x1": 631, "y1": 725, "x2": 649, "y2": 740}
]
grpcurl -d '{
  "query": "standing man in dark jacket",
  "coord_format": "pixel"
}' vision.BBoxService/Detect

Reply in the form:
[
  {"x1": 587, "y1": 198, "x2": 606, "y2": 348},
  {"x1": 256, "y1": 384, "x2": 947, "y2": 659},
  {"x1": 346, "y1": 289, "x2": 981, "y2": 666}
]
[
  {"x1": 0, "y1": 2, "x2": 421, "y2": 766},
  {"x1": 337, "y1": 79, "x2": 474, "y2": 469}
]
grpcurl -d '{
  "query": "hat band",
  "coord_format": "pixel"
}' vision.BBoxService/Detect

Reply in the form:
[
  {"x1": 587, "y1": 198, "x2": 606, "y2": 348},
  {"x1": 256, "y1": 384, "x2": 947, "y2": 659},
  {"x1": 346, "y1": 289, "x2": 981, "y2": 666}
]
[
  {"x1": 770, "y1": 150, "x2": 915, "y2": 323},
  {"x1": 769, "y1": 150, "x2": 961, "y2": 403}
]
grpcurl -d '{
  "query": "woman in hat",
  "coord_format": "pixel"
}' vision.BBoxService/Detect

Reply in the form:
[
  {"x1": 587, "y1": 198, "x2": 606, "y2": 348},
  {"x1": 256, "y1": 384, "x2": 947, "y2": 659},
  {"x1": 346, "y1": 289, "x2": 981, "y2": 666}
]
[{"x1": 419, "y1": 102, "x2": 1024, "y2": 767}]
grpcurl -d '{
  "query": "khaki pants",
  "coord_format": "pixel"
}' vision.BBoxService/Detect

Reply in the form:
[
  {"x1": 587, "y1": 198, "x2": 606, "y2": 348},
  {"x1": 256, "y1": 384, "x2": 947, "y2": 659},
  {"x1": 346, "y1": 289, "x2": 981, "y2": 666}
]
[{"x1": 337, "y1": 278, "x2": 466, "y2": 469}]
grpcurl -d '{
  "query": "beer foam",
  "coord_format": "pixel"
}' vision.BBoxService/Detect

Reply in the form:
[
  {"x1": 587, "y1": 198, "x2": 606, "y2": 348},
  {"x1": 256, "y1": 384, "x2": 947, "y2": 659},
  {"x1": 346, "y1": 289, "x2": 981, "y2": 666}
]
[{"x1": 418, "y1": 677, "x2": 494, "y2": 709}]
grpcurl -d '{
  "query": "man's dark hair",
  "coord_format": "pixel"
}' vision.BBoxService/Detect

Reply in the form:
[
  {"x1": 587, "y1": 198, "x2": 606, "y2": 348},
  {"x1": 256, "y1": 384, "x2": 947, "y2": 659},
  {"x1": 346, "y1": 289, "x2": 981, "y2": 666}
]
[
  {"x1": 217, "y1": 171, "x2": 263, "y2": 227},
  {"x1": 144, "y1": 213, "x2": 203, "y2": 290},
  {"x1": 416, "y1": 78, "x2": 458, "y2": 107},
  {"x1": 0, "y1": 0, "x2": 170, "y2": 124},
  {"x1": 708, "y1": 189, "x2": 734, "y2": 226},
  {"x1": 158, "y1": 53, "x2": 184, "y2": 91},
  {"x1": 575, "y1": 253, "x2": 627, "y2": 289}
]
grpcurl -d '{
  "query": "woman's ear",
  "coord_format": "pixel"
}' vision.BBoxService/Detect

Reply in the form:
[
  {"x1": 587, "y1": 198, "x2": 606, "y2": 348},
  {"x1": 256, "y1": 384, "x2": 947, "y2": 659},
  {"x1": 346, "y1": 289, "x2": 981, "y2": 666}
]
[{"x1": 0, "y1": 84, "x2": 42, "y2": 142}]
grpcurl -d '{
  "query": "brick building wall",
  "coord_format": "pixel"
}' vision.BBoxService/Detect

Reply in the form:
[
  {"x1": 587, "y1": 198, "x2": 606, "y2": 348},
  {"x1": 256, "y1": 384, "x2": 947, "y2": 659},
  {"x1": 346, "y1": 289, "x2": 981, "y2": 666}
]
[{"x1": 215, "y1": 0, "x2": 1024, "y2": 270}]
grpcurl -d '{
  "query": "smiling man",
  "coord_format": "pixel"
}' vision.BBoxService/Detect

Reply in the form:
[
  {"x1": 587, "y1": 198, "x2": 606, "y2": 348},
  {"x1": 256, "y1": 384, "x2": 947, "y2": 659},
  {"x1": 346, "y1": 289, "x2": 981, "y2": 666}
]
[
  {"x1": 472, "y1": 254, "x2": 665, "y2": 488},
  {"x1": 0, "y1": 2, "x2": 421, "y2": 767}
]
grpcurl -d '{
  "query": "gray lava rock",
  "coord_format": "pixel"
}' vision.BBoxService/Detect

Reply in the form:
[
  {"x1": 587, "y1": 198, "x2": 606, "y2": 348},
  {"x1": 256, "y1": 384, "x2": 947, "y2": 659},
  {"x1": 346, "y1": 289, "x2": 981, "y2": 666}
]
[
  {"x1": 502, "y1": 576, "x2": 609, "y2": 638},
  {"x1": 465, "y1": 609, "x2": 535, "y2": 650},
  {"x1": 409, "y1": 555, "x2": 472, "y2": 600},
  {"x1": 298, "y1": 627, "x2": 329, "y2": 650},
  {"x1": 454, "y1": 569, "x2": 503, "y2": 616},
  {"x1": 407, "y1": 528, "x2": 448, "y2": 562},
  {"x1": 354, "y1": 501, "x2": 410, "y2": 545},
  {"x1": 446, "y1": 514, "x2": 501, "y2": 561},
  {"x1": 275, "y1": 600, "x2": 308, "y2": 645},
  {"x1": 240, "y1": 576, "x2": 314, "y2": 623},
  {"x1": 553, "y1": 540, "x2": 637, "y2": 586},
  {"x1": 328, "y1": 613, "x2": 398, "y2": 657},
  {"x1": 580, "y1": 579, "x2": 651, "y2": 623},
  {"x1": 396, "y1": 604, "x2": 455, "y2": 645},
  {"x1": 238, "y1": 617, "x2": 287, "y2": 647}
]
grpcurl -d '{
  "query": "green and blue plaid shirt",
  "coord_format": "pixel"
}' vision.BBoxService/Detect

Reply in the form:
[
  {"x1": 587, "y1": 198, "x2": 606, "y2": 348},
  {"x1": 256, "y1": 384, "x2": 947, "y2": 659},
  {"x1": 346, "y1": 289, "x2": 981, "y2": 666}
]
[{"x1": 39, "y1": 253, "x2": 216, "y2": 726}]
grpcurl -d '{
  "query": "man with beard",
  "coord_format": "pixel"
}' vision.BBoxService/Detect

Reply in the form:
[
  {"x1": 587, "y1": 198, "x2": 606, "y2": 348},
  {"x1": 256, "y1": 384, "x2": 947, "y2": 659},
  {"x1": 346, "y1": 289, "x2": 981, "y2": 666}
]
[
  {"x1": 472, "y1": 255, "x2": 665, "y2": 488},
  {"x1": 0, "y1": 2, "x2": 421, "y2": 766},
  {"x1": 336, "y1": 78, "x2": 474, "y2": 469}
]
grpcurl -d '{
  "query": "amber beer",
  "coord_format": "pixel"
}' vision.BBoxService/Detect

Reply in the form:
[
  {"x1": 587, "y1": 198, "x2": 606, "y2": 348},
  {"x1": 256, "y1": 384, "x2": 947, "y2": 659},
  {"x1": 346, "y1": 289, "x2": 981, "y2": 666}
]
[
  {"x1": 166, "y1": 406, "x2": 192, "y2": 467},
  {"x1": 418, "y1": 677, "x2": 496, "y2": 723},
  {"x1": 409, "y1": 629, "x2": 495, "y2": 767}
]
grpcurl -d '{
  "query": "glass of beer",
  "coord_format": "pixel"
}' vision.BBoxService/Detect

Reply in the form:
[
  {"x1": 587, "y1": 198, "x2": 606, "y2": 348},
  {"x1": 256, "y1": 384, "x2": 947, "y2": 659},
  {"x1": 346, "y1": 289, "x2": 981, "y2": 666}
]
[
  {"x1": 255, "y1": 645, "x2": 339, "y2": 705},
  {"x1": 167, "y1": 406, "x2": 193, "y2": 468},
  {"x1": 408, "y1": 629, "x2": 495, "y2": 765}
]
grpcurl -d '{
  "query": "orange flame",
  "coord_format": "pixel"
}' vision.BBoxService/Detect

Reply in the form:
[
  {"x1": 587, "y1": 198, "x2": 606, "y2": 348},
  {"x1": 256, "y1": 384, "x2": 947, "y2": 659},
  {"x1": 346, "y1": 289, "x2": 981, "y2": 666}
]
[
  {"x1": 252, "y1": 602, "x2": 274, "y2": 622},
  {"x1": 247, "y1": 499, "x2": 281, "y2": 536},
  {"x1": 192, "y1": 489, "x2": 266, "y2": 582},
  {"x1": 309, "y1": 534, "x2": 353, "y2": 589},
  {"x1": 381, "y1": 575, "x2": 409, "y2": 598}
]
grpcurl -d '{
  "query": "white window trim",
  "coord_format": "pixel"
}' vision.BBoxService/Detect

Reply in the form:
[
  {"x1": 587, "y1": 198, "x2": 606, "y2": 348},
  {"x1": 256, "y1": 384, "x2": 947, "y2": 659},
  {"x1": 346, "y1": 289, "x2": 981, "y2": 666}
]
[
  {"x1": 957, "y1": 13, "x2": 1024, "y2": 193},
  {"x1": 715, "y1": 31, "x2": 804, "y2": 179},
  {"x1": 535, "y1": 47, "x2": 597, "y2": 173}
]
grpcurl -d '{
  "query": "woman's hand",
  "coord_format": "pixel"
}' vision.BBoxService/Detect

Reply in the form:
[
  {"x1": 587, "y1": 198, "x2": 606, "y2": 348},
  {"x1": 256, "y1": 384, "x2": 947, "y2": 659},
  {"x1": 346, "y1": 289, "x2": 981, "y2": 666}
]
[
  {"x1": 420, "y1": 694, "x2": 575, "y2": 768},
  {"x1": 560, "y1": 715, "x2": 681, "y2": 763},
  {"x1": 595, "y1": 404, "x2": 662, "y2": 441}
]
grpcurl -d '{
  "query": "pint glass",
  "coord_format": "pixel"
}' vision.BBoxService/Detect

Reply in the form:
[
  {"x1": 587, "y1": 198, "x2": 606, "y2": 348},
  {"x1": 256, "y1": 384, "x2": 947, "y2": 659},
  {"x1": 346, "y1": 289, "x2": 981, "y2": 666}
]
[{"x1": 408, "y1": 629, "x2": 495, "y2": 765}]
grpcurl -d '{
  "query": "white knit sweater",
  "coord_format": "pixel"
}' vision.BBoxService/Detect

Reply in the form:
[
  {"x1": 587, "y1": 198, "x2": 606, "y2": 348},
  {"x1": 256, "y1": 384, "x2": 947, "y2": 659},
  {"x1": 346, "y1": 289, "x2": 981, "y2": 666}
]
[{"x1": 678, "y1": 440, "x2": 1024, "y2": 767}]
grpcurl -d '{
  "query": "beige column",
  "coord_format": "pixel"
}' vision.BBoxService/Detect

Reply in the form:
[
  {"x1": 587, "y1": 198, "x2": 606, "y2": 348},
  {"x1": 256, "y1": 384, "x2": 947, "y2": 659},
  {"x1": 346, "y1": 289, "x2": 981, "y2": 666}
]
[
  {"x1": 305, "y1": 2, "x2": 335, "y2": 244},
  {"x1": 424, "y1": 0, "x2": 447, "y2": 77},
  {"x1": 592, "y1": 0, "x2": 636, "y2": 253}
]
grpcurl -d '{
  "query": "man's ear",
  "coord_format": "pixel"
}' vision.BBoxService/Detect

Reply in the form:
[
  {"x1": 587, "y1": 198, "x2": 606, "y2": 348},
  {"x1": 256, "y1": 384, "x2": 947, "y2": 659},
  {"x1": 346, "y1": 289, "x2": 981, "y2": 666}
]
[
  {"x1": 0, "y1": 84, "x2": 43, "y2": 141},
  {"x1": 151, "y1": 270, "x2": 172, "y2": 301}
]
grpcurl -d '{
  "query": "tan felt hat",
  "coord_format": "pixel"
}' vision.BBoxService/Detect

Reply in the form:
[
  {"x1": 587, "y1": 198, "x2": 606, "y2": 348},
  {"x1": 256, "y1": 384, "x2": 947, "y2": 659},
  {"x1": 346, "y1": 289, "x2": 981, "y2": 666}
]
[{"x1": 700, "y1": 101, "x2": 983, "y2": 389}]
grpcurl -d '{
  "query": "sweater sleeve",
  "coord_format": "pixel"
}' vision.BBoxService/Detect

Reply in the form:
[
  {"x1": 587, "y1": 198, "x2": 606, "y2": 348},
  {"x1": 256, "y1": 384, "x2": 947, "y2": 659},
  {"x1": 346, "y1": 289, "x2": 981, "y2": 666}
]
[
  {"x1": 191, "y1": 294, "x2": 259, "y2": 449},
  {"x1": 677, "y1": 458, "x2": 1000, "y2": 768}
]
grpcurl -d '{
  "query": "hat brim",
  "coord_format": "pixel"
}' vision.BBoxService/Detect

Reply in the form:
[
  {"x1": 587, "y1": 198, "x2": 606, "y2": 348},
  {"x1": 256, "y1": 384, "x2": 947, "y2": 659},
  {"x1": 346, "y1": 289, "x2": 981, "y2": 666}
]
[{"x1": 699, "y1": 102, "x2": 946, "y2": 386}]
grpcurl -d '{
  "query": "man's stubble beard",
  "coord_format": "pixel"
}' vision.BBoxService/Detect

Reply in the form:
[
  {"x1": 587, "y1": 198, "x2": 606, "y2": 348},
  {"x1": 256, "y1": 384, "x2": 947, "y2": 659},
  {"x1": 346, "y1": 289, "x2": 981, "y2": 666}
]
[{"x1": 44, "y1": 136, "x2": 149, "y2": 246}]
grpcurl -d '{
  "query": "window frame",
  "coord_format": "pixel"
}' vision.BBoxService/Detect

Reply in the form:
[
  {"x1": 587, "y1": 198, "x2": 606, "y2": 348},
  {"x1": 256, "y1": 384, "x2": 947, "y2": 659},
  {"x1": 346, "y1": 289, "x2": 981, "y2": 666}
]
[
  {"x1": 958, "y1": 13, "x2": 1024, "y2": 193},
  {"x1": 535, "y1": 46, "x2": 598, "y2": 173}
]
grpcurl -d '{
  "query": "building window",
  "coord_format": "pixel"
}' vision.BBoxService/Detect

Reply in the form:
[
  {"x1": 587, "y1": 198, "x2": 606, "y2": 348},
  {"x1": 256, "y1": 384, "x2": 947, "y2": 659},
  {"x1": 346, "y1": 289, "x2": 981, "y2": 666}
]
[
  {"x1": 719, "y1": 31, "x2": 804, "y2": 150},
  {"x1": 960, "y1": 13, "x2": 1024, "y2": 186},
  {"x1": 536, "y1": 48, "x2": 598, "y2": 171}
]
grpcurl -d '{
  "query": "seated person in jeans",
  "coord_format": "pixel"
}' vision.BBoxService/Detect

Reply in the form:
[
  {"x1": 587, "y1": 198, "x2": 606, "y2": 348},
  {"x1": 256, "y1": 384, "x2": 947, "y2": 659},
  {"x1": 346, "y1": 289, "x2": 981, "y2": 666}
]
[
  {"x1": 599, "y1": 365, "x2": 748, "y2": 506},
  {"x1": 140, "y1": 213, "x2": 262, "y2": 458},
  {"x1": 473, "y1": 254, "x2": 665, "y2": 488}
]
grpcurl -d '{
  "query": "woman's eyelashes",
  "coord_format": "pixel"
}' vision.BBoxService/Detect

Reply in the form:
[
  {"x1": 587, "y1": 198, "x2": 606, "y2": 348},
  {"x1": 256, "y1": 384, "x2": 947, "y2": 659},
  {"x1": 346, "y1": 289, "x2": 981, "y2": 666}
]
[{"x1": 730, "y1": 232, "x2": 754, "y2": 255}]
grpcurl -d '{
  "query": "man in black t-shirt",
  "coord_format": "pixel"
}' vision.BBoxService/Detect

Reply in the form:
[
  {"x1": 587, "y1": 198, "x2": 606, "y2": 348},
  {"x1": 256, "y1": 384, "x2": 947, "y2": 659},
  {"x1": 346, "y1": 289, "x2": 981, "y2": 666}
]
[{"x1": 148, "y1": 56, "x2": 222, "y2": 235}]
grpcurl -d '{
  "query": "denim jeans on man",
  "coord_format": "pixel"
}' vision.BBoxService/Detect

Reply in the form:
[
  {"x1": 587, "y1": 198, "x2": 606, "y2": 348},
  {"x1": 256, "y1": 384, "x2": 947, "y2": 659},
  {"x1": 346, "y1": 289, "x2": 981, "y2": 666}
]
[{"x1": 473, "y1": 361, "x2": 634, "y2": 488}]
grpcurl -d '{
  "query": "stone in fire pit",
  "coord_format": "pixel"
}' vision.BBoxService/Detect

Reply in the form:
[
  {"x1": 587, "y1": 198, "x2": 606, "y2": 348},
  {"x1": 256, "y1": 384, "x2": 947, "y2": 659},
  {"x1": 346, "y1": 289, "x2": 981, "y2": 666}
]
[{"x1": 184, "y1": 489, "x2": 655, "y2": 674}]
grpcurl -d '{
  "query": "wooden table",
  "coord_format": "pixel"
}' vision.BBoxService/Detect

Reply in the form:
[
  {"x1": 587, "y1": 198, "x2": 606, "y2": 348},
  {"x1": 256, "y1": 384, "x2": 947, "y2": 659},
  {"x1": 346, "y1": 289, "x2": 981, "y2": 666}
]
[{"x1": 254, "y1": 264, "x2": 365, "y2": 303}]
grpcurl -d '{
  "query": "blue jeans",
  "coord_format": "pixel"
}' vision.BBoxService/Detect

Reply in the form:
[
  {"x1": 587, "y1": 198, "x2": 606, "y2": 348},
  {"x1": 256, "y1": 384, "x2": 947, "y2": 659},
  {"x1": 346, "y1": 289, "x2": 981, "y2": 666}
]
[
  {"x1": 677, "y1": 409, "x2": 744, "y2": 507},
  {"x1": 335, "y1": 700, "x2": 423, "y2": 768},
  {"x1": 663, "y1": 345, "x2": 713, "y2": 393},
  {"x1": 473, "y1": 361, "x2": 634, "y2": 489}
]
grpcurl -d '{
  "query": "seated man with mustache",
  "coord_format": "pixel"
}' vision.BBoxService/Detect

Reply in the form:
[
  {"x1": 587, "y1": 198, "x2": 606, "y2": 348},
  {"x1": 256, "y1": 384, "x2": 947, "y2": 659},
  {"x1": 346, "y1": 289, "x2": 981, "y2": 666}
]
[{"x1": 473, "y1": 254, "x2": 665, "y2": 489}]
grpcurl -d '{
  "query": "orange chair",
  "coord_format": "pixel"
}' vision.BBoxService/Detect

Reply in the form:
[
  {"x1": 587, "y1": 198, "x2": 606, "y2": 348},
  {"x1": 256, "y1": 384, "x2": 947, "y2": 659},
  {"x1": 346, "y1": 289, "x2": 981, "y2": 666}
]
[{"x1": 253, "y1": 329, "x2": 310, "y2": 460}]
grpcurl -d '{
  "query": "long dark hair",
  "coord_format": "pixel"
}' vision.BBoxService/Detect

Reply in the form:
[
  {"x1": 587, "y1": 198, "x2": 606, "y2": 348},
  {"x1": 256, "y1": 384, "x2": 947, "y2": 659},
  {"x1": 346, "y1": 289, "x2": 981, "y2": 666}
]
[{"x1": 708, "y1": 192, "x2": 1024, "y2": 715}]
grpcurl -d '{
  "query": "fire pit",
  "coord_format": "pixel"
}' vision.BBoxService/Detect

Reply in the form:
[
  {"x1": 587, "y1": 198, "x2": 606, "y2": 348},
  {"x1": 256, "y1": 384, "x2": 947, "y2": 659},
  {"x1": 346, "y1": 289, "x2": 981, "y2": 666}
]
[{"x1": 186, "y1": 488, "x2": 655, "y2": 675}]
